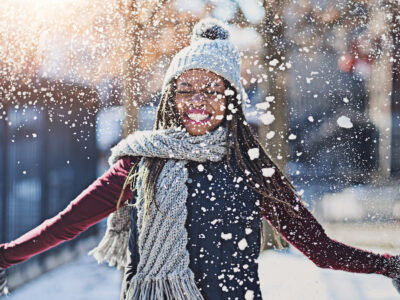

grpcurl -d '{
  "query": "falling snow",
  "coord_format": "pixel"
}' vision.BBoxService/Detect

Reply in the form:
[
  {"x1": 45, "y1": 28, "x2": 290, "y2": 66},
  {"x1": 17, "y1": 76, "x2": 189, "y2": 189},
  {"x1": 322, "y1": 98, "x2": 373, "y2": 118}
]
[
  {"x1": 261, "y1": 167, "x2": 275, "y2": 177},
  {"x1": 266, "y1": 131, "x2": 275, "y2": 139},
  {"x1": 244, "y1": 289, "x2": 255, "y2": 300},
  {"x1": 337, "y1": 116, "x2": 354, "y2": 129},
  {"x1": 248, "y1": 148, "x2": 260, "y2": 160},
  {"x1": 238, "y1": 238, "x2": 248, "y2": 250},
  {"x1": 259, "y1": 111, "x2": 275, "y2": 125},
  {"x1": 1, "y1": 0, "x2": 400, "y2": 299},
  {"x1": 221, "y1": 232, "x2": 232, "y2": 240}
]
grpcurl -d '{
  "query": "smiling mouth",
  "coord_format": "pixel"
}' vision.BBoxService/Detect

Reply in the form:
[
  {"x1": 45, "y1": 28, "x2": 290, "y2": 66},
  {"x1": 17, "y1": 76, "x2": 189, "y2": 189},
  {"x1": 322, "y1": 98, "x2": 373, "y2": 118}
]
[{"x1": 185, "y1": 113, "x2": 211, "y2": 124}]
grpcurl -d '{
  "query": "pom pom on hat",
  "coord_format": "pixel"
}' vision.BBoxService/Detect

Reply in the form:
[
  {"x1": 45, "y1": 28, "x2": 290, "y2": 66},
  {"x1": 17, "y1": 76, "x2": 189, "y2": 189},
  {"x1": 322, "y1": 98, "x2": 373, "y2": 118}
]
[{"x1": 191, "y1": 18, "x2": 230, "y2": 44}]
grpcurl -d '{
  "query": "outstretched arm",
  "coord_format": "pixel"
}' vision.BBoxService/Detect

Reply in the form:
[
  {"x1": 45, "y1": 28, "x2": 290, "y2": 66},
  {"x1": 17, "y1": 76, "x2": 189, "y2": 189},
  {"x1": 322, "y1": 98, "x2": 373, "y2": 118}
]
[
  {"x1": 0, "y1": 156, "x2": 136, "y2": 269},
  {"x1": 262, "y1": 196, "x2": 400, "y2": 279}
]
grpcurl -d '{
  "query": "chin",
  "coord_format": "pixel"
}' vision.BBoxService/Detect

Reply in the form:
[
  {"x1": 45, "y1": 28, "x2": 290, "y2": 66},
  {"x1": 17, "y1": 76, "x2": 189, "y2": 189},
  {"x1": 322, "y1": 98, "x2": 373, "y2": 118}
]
[
  {"x1": 186, "y1": 129, "x2": 208, "y2": 136},
  {"x1": 185, "y1": 124, "x2": 223, "y2": 136},
  {"x1": 183, "y1": 125, "x2": 211, "y2": 136}
]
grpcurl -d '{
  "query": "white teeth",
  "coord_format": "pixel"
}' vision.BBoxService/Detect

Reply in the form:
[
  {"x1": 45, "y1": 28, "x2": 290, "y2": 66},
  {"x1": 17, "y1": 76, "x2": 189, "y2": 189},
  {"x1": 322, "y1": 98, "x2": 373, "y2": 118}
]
[{"x1": 187, "y1": 113, "x2": 210, "y2": 122}]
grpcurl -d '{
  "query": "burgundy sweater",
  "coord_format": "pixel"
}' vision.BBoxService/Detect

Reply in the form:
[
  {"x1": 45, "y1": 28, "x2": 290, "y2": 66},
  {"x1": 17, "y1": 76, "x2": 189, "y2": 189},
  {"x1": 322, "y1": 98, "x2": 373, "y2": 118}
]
[{"x1": 0, "y1": 156, "x2": 397, "y2": 278}]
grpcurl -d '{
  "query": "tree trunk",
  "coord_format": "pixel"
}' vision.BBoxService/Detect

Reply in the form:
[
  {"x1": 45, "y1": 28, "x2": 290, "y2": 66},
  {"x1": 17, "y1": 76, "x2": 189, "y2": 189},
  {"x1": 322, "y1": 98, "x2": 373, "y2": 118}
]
[
  {"x1": 391, "y1": 3, "x2": 400, "y2": 177},
  {"x1": 258, "y1": 2, "x2": 290, "y2": 250},
  {"x1": 121, "y1": 4, "x2": 143, "y2": 138}
]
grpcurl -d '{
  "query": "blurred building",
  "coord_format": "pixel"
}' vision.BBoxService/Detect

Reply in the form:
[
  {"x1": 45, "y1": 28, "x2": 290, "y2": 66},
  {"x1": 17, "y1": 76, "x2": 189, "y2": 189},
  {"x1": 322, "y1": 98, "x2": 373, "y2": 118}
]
[
  {"x1": 0, "y1": 77, "x2": 101, "y2": 287},
  {"x1": 281, "y1": 0, "x2": 399, "y2": 206}
]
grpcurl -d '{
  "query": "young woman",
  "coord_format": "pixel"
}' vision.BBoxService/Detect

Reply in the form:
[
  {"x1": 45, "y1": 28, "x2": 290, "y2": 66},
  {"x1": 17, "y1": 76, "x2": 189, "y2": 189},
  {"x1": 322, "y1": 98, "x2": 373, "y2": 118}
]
[{"x1": 1, "y1": 18, "x2": 400, "y2": 300}]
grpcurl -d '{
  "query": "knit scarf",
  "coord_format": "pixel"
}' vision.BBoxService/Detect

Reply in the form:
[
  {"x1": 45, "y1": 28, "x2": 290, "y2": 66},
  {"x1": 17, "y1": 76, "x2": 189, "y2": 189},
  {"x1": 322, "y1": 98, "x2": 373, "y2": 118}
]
[{"x1": 88, "y1": 126, "x2": 227, "y2": 300}]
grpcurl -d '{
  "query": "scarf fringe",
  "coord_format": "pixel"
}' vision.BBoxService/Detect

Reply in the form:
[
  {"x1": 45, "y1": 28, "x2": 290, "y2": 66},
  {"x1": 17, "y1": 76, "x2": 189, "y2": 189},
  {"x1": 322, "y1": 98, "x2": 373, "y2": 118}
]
[
  {"x1": 88, "y1": 229, "x2": 130, "y2": 270},
  {"x1": 125, "y1": 272, "x2": 205, "y2": 300}
]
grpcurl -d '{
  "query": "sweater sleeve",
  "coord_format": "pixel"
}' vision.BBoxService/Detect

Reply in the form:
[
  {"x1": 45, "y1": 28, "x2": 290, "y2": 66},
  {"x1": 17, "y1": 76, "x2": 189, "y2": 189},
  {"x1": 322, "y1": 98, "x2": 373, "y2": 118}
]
[
  {"x1": 261, "y1": 196, "x2": 398, "y2": 279},
  {"x1": 0, "y1": 156, "x2": 137, "y2": 269}
]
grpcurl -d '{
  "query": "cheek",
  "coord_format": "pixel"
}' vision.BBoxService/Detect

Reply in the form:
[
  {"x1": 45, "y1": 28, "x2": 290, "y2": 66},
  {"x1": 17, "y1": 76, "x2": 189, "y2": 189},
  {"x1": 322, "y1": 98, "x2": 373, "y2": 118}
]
[
  {"x1": 175, "y1": 100, "x2": 184, "y2": 113},
  {"x1": 213, "y1": 98, "x2": 227, "y2": 116}
]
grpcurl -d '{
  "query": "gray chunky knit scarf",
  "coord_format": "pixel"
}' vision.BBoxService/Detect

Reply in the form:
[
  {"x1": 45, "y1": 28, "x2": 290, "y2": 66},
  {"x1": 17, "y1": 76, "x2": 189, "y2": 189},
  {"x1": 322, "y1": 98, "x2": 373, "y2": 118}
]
[{"x1": 88, "y1": 126, "x2": 227, "y2": 300}]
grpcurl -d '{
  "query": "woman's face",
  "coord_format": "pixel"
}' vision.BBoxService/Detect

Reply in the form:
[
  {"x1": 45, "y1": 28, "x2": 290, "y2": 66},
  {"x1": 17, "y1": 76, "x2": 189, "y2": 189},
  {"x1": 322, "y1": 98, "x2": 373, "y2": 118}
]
[{"x1": 175, "y1": 69, "x2": 227, "y2": 136}]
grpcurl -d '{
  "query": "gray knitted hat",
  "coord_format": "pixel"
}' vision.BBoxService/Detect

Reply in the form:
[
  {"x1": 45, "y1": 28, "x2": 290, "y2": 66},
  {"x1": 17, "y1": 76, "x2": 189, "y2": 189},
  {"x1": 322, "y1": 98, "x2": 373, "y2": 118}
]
[{"x1": 162, "y1": 18, "x2": 247, "y2": 101}]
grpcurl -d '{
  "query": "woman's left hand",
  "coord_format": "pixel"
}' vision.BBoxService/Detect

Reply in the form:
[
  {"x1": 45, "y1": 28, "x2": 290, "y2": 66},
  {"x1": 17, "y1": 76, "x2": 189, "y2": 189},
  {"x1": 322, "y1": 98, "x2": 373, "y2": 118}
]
[
  {"x1": 393, "y1": 275, "x2": 400, "y2": 294},
  {"x1": 0, "y1": 267, "x2": 9, "y2": 296}
]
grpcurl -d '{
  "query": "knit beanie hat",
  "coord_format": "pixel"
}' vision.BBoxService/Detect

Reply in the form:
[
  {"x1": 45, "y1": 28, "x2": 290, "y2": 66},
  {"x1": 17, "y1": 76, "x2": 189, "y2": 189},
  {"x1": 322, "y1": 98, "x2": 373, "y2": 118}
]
[{"x1": 162, "y1": 18, "x2": 247, "y2": 101}]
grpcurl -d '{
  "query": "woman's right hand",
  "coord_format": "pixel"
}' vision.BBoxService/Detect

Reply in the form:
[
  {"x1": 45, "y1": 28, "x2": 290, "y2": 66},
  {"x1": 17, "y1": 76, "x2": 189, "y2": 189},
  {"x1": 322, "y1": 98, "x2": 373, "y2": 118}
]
[
  {"x1": 0, "y1": 267, "x2": 9, "y2": 296},
  {"x1": 0, "y1": 156, "x2": 135, "y2": 297},
  {"x1": 0, "y1": 157, "x2": 135, "y2": 272},
  {"x1": 389, "y1": 255, "x2": 400, "y2": 294}
]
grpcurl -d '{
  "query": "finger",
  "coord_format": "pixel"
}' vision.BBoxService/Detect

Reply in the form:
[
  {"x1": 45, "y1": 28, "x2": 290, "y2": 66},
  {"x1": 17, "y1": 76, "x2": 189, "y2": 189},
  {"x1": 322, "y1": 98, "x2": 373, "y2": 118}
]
[{"x1": 393, "y1": 277, "x2": 400, "y2": 293}]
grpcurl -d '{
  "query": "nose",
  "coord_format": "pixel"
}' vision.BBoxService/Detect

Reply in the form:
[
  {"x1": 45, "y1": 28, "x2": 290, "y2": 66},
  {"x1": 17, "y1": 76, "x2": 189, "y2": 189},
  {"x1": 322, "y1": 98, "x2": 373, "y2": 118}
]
[
  {"x1": 190, "y1": 92, "x2": 207, "y2": 105},
  {"x1": 190, "y1": 92, "x2": 206, "y2": 102}
]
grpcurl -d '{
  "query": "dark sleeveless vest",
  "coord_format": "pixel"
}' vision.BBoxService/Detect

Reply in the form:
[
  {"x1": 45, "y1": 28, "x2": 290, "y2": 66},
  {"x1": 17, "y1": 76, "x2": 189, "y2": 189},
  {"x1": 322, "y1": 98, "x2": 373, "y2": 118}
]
[{"x1": 121, "y1": 154, "x2": 263, "y2": 300}]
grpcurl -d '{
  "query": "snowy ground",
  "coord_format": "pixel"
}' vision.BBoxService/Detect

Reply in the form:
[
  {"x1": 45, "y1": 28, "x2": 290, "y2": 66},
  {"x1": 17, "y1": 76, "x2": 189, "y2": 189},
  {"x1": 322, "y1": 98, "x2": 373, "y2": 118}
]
[
  {"x1": 5, "y1": 246, "x2": 399, "y2": 300},
  {"x1": 259, "y1": 247, "x2": 399, "y2": 300}
]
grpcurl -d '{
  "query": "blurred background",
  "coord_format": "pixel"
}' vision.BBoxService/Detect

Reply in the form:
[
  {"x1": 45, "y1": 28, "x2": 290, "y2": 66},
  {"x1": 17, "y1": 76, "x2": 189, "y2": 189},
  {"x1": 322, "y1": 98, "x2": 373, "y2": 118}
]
[{"x1": 0, "y1": 0, "x2": 399, "y2": 299}]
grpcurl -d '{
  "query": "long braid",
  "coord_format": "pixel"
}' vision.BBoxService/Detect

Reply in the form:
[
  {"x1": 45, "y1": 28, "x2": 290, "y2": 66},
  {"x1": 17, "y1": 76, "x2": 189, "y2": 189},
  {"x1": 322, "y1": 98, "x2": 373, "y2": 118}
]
[{"x1": 223, "y1": 80, "x2": 307, "y2": 248}]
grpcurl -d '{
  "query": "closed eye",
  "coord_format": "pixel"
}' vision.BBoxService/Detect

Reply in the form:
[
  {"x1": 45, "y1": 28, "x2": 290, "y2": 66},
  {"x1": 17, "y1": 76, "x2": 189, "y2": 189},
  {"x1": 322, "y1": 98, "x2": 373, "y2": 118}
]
[
  {"x1": 177, "y1": 90, "x2": 224, "y2": 96},
  {"x1": 205, "y1": 91, "x2": 223, "y2": 95}
]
